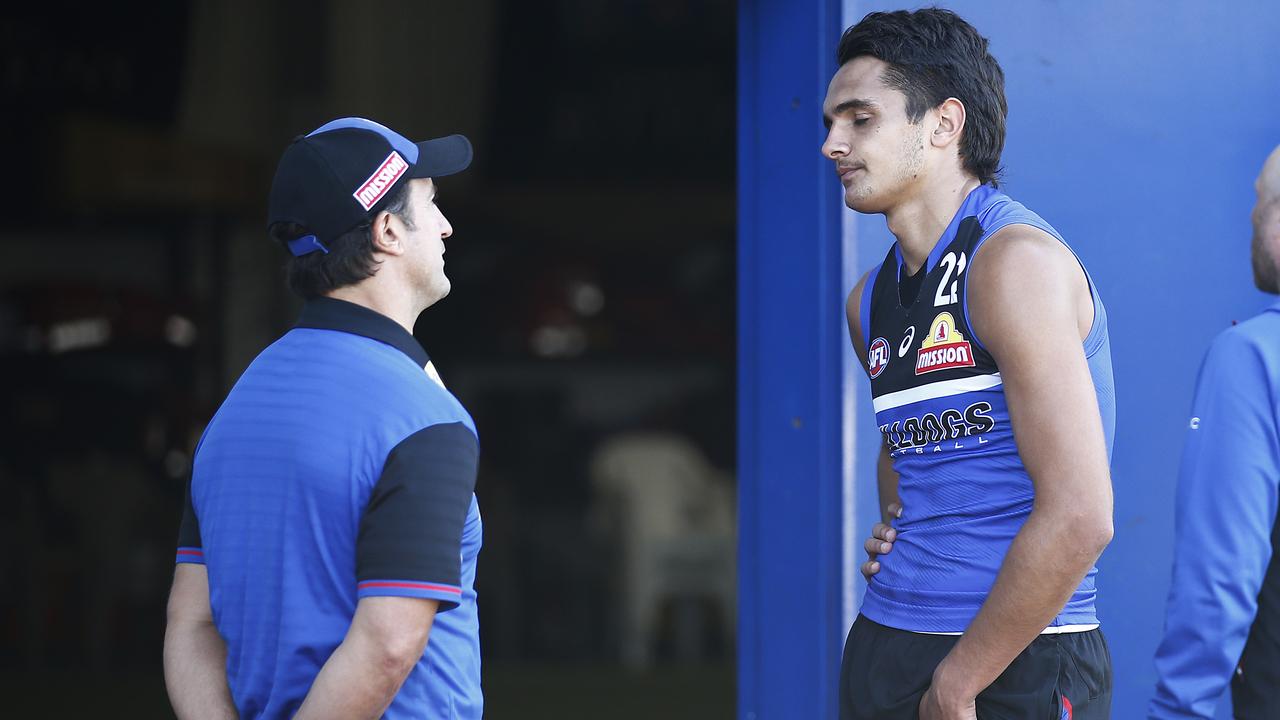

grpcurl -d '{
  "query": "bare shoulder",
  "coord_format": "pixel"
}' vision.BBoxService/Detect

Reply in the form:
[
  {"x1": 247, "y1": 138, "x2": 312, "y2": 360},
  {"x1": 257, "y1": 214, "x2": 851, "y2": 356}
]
[
  {"x1": 969, "y1": 224, "x2": 1080, "y2": 288},
  {"x1": 968, "y1": 224, "x2": 1092, "y2": 349},
  {"x1": 847, "y1": 271, "x2": 871, "y2": 327}
]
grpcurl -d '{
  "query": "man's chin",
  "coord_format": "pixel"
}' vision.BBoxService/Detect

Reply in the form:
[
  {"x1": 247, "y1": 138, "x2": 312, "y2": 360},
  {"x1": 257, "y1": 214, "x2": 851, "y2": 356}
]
[
  {"x1": 845, "y1": 187, "x2": 883, "y2": 214},
  {"x1": 1253, "y1": 269, "x2": 1279, "y2": 295},
  {"x1": 423, "y1": 279, "x2": 452, "y2": 308}
]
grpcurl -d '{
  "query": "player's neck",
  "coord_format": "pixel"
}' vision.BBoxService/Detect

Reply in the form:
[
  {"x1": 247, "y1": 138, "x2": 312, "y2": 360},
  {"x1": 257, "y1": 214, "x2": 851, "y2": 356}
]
[
  {"x1": 326, "y1": 279, "x2": 425, "y2": 336},
  {"x1": 885, "y1": 173, "x2": 982, "y2": 275}
]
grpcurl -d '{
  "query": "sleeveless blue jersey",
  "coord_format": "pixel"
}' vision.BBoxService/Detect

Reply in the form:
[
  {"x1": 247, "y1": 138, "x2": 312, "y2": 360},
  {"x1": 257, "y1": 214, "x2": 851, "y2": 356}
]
[{"x1": 858, "y1": 184, "x2": 1115, "y2": 633}]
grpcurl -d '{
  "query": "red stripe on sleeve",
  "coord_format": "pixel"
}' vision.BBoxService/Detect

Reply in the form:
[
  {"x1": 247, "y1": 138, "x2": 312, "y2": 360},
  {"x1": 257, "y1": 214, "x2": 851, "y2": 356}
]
[{"x1": 358, "y1": 580, "x2": 462, "y2": 594}]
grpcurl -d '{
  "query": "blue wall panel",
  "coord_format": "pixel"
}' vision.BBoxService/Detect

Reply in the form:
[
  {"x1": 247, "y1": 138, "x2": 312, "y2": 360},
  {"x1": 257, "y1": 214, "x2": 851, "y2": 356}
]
[
  {"x1": 842, "y1": 2, "x2": 1280, "y2": 718},
  {"x1": 737, "y1": 0, "x2": 847, "y2": 717}
]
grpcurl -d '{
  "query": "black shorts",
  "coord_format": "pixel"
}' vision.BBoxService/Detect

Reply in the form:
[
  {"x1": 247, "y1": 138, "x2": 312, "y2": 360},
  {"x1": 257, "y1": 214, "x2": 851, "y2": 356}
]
[{"x1": 839, "y1": 615, "x2": 1112, "y2": 720}]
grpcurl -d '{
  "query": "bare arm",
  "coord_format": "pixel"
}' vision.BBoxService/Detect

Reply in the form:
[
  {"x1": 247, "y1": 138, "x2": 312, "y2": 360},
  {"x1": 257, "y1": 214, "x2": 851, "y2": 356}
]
[
  {"x1": 164, "y1": 564, "x2": 237, "y2": 720},
  {"x1": 847, "y1": 272, "x2": 901, "y2": 521},
  {"x1": 923, "y1": 228, "x2": 1113, "y2": 716},
  {"x1": 860, "y1": 444, "x2": 903, "y2": 580},
  {"x1": 293, "y1": 596, "x2": 439, "y2": 720},
  {"x1": 876, "y1": 443, "x2": 900, "y2": 524},
  {"x1": 848, "y1": 271, "x2": 903, "y2": 571},
  {"x1": 846, "y1": 271, "x2": 872, "y2": 373}
]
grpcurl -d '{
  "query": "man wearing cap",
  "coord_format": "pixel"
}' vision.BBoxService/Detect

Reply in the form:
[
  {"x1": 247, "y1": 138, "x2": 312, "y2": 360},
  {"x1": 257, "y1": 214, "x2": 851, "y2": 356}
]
[{"x1": 162, "y1": 118, "x2": 482, "y2": 719}]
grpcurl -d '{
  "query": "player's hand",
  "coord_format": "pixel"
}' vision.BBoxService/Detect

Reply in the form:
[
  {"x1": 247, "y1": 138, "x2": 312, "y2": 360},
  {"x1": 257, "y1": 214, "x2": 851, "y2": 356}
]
[
  {"x1": 918, "y1": 683, "x2": 977, "y2": 720},
  {"x1": 860, "y1": 502, "x2": 903, "y2": 581}
]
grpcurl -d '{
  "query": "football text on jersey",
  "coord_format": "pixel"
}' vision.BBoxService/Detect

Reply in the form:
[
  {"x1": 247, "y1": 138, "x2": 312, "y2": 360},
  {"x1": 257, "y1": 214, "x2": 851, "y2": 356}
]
[{"x1": 879, "y1": 400, "x2": 995, "y2": 454}]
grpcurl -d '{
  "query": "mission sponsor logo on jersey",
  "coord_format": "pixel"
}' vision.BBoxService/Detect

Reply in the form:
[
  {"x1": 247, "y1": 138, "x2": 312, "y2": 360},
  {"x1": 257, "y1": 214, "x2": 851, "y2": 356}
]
[
  {"x1": 915, "y1": 312, "x2": 975, "y2": 375},
  {"x1": 868, "y1": 337, "x2": 890, "y2": 378}
]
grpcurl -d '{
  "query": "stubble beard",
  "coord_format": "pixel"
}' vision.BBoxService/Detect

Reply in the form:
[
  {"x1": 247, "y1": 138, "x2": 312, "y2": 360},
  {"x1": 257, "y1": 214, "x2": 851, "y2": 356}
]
[
  {"x1": 1252, "y1": 228, "x2": 1279, "y2": 295},
  {"x1": 895, "y1": 124, "x2": 926, "y2": 191},
  {"x1": 845, "y1": 125, "x2": 926, "y2": 214}
]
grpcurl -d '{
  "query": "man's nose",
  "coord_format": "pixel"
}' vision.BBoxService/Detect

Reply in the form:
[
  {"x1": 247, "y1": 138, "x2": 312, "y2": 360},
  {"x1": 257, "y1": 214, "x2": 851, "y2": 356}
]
[{"x1": 822, "y1": 129, "x2": 848, "y2": 159}]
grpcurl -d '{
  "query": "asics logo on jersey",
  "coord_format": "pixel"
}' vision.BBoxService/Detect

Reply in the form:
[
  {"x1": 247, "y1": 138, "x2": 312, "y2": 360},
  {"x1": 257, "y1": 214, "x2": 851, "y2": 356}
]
[
  {"x1": 898, "y1": 326, "x2": 916, "y2": 357},
  {"x1": 354, "y1": 151, "x2": 409, "y2": 210},
  {"x1": 879, "y1": 400, "x2": 995, "y2": 454}
]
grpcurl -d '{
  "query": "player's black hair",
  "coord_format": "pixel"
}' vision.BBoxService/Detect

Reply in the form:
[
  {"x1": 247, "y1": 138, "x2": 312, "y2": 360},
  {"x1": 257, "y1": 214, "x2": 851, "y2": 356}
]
[
  {"x1": 269, "y1": 180, "x2": 415, "y2": 299},
  {"x1": 836, "y1": 8, "x2": 1007, "y2": 186}
]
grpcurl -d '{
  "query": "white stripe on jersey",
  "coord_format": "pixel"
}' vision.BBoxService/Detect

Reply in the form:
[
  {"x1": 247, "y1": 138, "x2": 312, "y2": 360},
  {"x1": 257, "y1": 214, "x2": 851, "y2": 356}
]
[{"x1": 872, "y1": 373, "x2": 1003, "y2": 413}]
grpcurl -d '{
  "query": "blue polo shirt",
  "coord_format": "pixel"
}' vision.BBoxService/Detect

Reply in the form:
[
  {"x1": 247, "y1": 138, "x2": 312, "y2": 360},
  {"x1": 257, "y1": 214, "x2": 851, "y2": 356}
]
[{"x1": 176, "y1": 297, "x2": 483, "y2": 719}]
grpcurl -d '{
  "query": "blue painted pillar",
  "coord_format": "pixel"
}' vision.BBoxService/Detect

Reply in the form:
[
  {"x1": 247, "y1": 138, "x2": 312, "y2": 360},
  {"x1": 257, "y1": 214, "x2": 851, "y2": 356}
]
[{"x1": 737, "y1": 0, "x2": 851, "y2": 717}]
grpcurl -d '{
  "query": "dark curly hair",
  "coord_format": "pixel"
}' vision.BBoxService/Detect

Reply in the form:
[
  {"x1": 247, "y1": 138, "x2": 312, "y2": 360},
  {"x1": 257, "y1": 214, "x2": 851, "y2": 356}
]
[{"x1": 837, "y1": 8, "x2": 1007, "y2": 186}]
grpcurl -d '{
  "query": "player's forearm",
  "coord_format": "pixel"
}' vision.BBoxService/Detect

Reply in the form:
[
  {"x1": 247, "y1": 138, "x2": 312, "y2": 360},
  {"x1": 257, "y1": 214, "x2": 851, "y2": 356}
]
[
  {"x1": 293, "y1": 626, "x2": 428, "y2": 720},
  {"x1": 163, "y1": 619, "x2": 237, "y2": 720},
  {"x1": 876, "y1": 443, "x2": 900, "y2": 523},
  {"x1": 933, "y1": 504, "x2": 1112, "y2": 699}
]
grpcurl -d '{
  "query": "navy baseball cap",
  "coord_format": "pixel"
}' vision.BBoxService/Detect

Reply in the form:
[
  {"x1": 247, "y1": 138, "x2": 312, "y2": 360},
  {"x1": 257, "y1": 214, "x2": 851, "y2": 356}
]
[{"x1": 268, "y1": 117, "x2": 472, "y2": 255}]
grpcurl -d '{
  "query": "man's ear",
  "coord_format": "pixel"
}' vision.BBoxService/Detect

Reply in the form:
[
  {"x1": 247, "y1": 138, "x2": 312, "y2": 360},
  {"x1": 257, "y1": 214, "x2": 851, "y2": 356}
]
[
  {"x1": 369, "y1": 210, "x2": 406, "y2": 256},
  {"x1": 930, "y1": 97, "x2": 966, "y2": 150}
]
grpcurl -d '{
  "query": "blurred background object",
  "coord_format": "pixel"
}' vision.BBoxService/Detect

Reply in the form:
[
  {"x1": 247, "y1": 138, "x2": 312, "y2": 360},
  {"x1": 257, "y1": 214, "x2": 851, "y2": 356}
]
[{"x1": 0, "y1": 1, "x2": 735, "y2": 717}]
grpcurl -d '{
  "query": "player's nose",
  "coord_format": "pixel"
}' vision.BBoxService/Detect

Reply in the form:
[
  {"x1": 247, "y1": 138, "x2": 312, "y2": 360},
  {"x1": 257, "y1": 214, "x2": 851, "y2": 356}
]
[{"x1": 822, "y1": 128, "x2": 849, "y2": 159}]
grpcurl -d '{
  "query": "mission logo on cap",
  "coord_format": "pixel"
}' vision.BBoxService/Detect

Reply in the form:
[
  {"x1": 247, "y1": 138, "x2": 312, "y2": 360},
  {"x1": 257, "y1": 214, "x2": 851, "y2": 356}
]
[{"x1": 268, "y1": 117, "x2": 472, "y2": 255}]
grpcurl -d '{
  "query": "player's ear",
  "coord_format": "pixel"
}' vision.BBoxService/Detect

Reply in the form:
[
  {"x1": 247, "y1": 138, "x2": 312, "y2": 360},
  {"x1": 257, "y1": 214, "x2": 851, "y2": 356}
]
[
  {"x1": 931, "y1": 97, "x2": 966, "y2": 150},
  {"x1": 370, "y1": 210, "x2": 406, "y2": 256}
]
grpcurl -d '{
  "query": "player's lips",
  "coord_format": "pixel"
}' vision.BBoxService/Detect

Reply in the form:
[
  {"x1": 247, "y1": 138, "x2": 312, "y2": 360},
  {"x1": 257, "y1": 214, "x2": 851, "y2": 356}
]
[{"x1": 837, "y1": 165, "x2": 864, "y2": 183}]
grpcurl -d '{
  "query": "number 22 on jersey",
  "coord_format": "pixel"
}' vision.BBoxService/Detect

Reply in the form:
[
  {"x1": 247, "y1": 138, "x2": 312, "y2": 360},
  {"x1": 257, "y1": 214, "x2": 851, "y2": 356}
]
[{"x1": 934, "y1": 251, "x2": 967, "y2": 307}]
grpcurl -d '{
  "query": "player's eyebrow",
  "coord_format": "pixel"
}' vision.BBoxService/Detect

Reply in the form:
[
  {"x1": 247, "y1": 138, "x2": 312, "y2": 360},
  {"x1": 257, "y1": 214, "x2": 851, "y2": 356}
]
[{"x1": 823, "y1": 97, "x2": 879, "y2": 126}]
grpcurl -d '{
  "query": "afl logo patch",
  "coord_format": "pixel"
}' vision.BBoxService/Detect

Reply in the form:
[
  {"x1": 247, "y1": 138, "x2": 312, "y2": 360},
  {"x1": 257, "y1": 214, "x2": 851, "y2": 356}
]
[
  {"x1": 868, "y1": 337, "x2": 890, "y2": 378},
  {"x1": 915, "y1": 312, "x2": 975, "y2": 375}
]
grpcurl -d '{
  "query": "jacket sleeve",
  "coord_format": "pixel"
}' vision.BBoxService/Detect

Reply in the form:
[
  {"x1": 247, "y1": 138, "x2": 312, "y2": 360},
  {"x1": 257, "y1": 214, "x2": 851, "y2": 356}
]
[{"x1": 1149, "y1": 328, "x2": 1280, "y2": 719}]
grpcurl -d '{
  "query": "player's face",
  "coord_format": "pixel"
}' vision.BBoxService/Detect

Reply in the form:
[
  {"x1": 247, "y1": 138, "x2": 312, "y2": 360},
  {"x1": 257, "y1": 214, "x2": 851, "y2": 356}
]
[
  {"x1": 821, "y1": 56, "x2": 928, "y2": 214},
  {"x1": 403, "y1": 178, "x2": 455, "y2": 306},
  {"x1": 1250, "y1": 148, "x2": 1280, "y2": 294}
]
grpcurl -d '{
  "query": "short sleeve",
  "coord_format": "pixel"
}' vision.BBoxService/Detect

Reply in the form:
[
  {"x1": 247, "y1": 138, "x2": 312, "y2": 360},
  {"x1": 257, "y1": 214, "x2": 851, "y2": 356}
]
[
  {"x1": 356, "y1": 422, "x2": 479, "y2": 611},
  {"x1": 175, "y1": 479, "x2": 205, "y2": 565}
]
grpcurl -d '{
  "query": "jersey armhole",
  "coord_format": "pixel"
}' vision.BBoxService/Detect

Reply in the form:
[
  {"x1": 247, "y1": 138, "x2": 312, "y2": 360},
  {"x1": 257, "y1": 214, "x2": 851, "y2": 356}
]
[
  {"x1": 858, "y1": 263, "x2": 882, "y2": 353},
  {"x1": 960, "y1": 220, "x2": 1102, "y2": 355}
]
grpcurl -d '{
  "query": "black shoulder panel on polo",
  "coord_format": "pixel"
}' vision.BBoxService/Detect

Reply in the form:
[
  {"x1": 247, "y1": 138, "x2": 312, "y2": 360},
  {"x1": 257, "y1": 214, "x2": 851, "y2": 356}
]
[
  {"x1": 356, "y1": 422, "x2": 479, "y2": 604},
  {"x1": 177, "y1": 479, "x2": 202, "y2": 548},
  {"x1": 294, "y1": 297, "x2": 430, "y2": 368}
]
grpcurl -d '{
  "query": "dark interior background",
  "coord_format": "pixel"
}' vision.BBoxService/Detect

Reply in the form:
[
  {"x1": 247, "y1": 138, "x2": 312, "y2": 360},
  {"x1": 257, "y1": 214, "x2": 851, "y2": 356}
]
[{"x1": 0, "y1": 2, "x2": 736, "y2": 717}]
